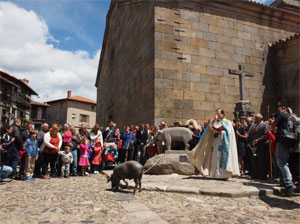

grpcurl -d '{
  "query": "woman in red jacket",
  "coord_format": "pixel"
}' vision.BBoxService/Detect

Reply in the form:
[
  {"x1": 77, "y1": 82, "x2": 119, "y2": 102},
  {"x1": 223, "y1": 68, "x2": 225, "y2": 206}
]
[{"x1": 41, "y1": 124, "x2": 62, "y2": 179}]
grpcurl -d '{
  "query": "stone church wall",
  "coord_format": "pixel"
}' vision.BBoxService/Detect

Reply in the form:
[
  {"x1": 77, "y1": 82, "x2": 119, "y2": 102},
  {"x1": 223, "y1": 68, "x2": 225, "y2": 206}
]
[
  {"x1": 96, "y1": 1, "x2": 155, "y2": 127},
  {"x1": 153, "y1": 1, "x2": 298, "y2": 125},
  {"x1": 96, "y1": 0, "x2": 299, "y2": 127}
]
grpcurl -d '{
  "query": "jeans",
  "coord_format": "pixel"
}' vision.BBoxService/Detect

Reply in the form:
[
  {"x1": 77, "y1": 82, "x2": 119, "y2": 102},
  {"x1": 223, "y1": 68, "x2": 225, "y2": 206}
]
[
  {"x1": 71, "y1": 150, "x2": 78, "y2": 174},
  {"x1": 0, "y1": 165, "x2": 13, "y2": 180},
  {"x1": 136, "y1": 144, "x2": 147, "y2": 165},
  {"x1": 276, "y1": 142, "x2": 294, "y2": 188},
  {"x1": 4, "y1": 151, "x2": 19, "y2": 178}
]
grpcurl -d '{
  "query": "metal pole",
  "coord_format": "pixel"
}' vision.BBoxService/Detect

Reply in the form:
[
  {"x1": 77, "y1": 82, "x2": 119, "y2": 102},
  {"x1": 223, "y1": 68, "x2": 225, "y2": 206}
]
[{"x1": 269, "y1": 140, "x2": 273, "y2": 179}]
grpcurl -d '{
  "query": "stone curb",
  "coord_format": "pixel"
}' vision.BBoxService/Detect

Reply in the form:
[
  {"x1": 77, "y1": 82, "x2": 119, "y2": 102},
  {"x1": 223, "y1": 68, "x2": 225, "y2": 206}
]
[{"x1": 102, "y1": 171, "x2": 278, "y2": 198}]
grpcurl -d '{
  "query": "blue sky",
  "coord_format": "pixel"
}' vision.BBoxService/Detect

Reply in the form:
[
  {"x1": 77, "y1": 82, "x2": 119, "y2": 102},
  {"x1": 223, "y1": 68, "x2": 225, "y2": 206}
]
[
  {"x1": 10, "y1": 0, "x2": 110, "y2": 57},
  {"x1": 0, "y1": 0, "x2": 275, "y2": 102},
  {"x1": 0, "y1": 0, "x2": 111, "y2": 102}
]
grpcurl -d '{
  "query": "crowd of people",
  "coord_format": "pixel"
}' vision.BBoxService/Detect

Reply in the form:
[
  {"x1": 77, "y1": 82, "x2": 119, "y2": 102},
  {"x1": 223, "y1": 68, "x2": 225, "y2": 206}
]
[
  {"x1": 0, "y1": 120, "x2": 160, "y2": 182},
  {"x1": 0, "y1": 106, "x2": 299, "y2": 196},
  {"x1": 233, "y1": 106, "x2": 300, "y2": 196}
]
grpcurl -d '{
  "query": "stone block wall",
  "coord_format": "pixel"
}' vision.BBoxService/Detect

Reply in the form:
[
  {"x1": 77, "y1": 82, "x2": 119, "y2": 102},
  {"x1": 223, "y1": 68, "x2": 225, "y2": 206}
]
[
  {"x1": 96, "y1": 1, "x2": 155, "y2": 127},
  {"x1": 153, "y1": 1, "x2": 298, "y2": 125},
  {"x1": 265, "y1": 34, "x2": 299, "y2": 116}
]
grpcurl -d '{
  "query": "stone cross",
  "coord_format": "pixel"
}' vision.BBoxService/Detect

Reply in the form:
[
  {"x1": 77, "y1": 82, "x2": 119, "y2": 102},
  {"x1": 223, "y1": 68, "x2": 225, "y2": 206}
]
[{"x1": 229, "y1": 64, "x2": 254, "y2": 100}]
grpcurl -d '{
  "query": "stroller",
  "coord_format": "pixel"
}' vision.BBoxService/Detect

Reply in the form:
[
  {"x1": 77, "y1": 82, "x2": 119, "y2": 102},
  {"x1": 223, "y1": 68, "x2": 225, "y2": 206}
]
[{"x1": 102, "y1": 138, "x2": 119, "y2": 169}]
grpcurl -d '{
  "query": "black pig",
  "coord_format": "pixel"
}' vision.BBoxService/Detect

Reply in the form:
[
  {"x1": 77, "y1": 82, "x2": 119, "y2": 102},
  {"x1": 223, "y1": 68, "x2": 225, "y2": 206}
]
[{"x1": 107, "y1": 161, "x2": 143, "y2": 194}]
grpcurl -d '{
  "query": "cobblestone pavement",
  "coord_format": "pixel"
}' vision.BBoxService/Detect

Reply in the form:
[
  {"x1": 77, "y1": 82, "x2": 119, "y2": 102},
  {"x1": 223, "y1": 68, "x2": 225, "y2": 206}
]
[{"x1": 0, "y1": 174, "x2": 299, "y2": 224}]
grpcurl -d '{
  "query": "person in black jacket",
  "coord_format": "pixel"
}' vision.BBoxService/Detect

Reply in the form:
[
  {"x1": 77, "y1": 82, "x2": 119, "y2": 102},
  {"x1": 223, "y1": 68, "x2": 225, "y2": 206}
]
[
  {"x1": 275, "y1": 106, "x2": 297, "y2": 196},
  {"x1": 136, "y1": 124, "x2": 148, "y2": 165},
  {"x1": 12, "y1": 119, "x2": 25, "y2": 178},
  {"x1": 252, "y1": 114, "x2": 269, "y2": 180},
  {"x1": 12, "y1": 118, "x2": 23, "y2": 152},
  {"x1": 1, "y1": 125, "x2": 14, "y2": 181}
]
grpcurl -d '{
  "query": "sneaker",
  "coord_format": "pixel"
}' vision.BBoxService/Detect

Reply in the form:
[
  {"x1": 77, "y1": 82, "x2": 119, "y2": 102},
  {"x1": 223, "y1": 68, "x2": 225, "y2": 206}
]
[
  {"x1": 43, "y1": 175, "x2": 50, "y2": 179},
  {"x1": 58, "y1": 176, "x2": 64, "y2": 178},
  {"x1": 25, "y1": 177, "x2": 34, "y2": 181},
  {"x1": 64, "y1": 175, "x2": 69, "y2": 178},
  {"x1": 284, "y1": 185, "x2": 296, "y2": 197},
  {"x1": 1, "y1": 178, "x2": 12, "y2": 182},
  {"x1": 93, "y1": 171, "x2": 99, "y2": 174},
  {"x1": 85, "y1": 172, "x2": 89, "y2": 175}
]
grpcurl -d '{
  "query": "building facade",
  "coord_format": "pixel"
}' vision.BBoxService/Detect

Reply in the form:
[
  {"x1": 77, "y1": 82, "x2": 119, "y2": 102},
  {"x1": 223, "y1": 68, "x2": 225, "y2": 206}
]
[
  {"x1": 30, "y1": 101, "x2": 49, "y2": 130},
  {"x1": 0, "y1": 70, "x2": 38, "y2": 128},
  {"x1": 45, "y1": 91, "x2": 96, "y2": 129},
  {"x1": 96, "y1": 0, "x2": 299, "y2": 127}
]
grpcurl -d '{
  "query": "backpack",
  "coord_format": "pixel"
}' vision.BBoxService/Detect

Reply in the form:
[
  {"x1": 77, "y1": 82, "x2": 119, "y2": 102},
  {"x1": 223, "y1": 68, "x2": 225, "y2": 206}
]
[{"x1": 279, "y1": 116, "x2": 298, "y2": 148}]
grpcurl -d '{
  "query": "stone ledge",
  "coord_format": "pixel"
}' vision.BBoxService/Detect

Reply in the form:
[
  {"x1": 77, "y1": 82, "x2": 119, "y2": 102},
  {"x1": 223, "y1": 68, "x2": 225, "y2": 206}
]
[{"x1": 102, "y1": 170, "x2": 281, "y2": 198}]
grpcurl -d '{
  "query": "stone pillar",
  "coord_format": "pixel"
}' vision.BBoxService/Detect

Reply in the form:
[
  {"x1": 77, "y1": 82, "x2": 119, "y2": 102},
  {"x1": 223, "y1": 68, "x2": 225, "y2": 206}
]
[{"x1": 233, "y1": 100, "x2": 254, "y2": 120}]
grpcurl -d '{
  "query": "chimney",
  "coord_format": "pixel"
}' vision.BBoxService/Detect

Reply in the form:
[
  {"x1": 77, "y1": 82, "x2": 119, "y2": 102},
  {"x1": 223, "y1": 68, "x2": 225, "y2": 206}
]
[
  {"x1": 21, "y1": 79, "x2": 29, "y2": 84},
  {"x1": 67, "y1": 90, "x2": 71, "y2": 98}
]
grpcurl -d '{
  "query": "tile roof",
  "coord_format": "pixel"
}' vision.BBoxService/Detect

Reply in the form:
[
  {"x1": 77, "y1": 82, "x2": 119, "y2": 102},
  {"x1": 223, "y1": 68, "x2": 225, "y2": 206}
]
[
  {"x1": 30, "y1": 101, "x2": 50, "y2": 107},
  {"x1": 68, "y1": 96, "x2": 97, "y2": 104},
  {"x1": 0, "y1": 70, "x2": 38, "y2": 95},
  {"x1": 46, "y1": 96, "x2": 96, "y2": 105},
  {"x1": 0, "y1": 75, "x2": 20, "y2": 88}
]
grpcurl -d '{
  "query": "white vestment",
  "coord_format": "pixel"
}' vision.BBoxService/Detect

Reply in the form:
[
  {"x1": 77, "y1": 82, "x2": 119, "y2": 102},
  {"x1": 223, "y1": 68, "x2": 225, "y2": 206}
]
[{"x1": 188, "y1": 118, "x2": 240, "y2": 179}]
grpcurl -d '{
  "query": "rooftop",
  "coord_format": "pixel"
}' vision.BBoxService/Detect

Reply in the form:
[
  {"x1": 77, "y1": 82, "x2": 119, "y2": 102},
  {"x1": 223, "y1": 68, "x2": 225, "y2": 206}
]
[
  {"x1": 30, "y1": 101, "x2": 50, "y2": 107},
  {"x1": 269, "y1": 32, "x2": 300, "y2": 47},
  {"x1": 45, "y1": 91, "x2": 96, "y2": 105},
  {"x1": 0, "y1": 70, "x2": 38, "y2": 95}
]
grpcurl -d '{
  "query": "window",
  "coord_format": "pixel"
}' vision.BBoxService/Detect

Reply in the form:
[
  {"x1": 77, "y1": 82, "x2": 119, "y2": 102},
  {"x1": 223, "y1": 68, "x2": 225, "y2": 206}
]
[
  {"x1": 91, "y1": 105, "x2": 95, "y2": 111},
  {"x1": 72, "y1": 114, "x2": 76, "y2": 119},
  {"x1": 80, "y1": 114, "x2": 89, "y2": 123},
  {"x1": 31, "y1": 107, "x2": 38, "y2": 119}
]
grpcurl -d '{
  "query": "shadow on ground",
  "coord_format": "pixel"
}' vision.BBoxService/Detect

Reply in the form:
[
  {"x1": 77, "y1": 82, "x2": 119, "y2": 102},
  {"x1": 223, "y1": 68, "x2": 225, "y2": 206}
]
[
  {"x1": 259, "y1": 194, "x2": 300, "y2": 210},
  {"x1": 244, "y1": 182, "x2": 300, "y2": 210}
]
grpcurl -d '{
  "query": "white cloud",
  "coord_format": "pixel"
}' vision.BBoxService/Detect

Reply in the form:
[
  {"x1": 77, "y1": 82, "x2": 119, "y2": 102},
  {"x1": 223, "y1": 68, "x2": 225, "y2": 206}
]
[{"x1": 0, "y1": 2, "x2": 100, "y2": 102}]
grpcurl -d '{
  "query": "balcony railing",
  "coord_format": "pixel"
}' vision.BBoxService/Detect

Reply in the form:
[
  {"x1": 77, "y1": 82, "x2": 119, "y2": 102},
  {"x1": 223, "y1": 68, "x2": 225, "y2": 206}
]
[{"x1": 16, "y1": 94, "x2": 31, "y2": 109}]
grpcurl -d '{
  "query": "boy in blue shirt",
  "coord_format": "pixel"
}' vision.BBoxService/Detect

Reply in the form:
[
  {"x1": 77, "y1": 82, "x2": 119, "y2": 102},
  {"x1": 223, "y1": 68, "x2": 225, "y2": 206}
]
[{"x1": 25, "y1": 130, "x2": 39, "y2": 181}]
